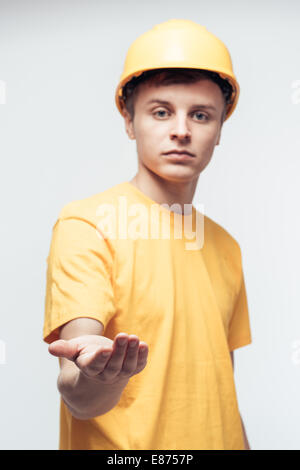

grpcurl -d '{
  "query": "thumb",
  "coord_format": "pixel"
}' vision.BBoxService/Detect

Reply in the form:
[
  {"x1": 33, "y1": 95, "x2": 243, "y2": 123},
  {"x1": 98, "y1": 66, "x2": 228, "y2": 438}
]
[{"x1": 48, "y1": 339, "x2": 79, "y2": 361}]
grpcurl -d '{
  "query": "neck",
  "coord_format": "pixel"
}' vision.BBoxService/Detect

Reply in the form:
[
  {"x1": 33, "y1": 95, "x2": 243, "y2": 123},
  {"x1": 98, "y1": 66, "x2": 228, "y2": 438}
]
[{"x1": 129, "y1": 168, "x2": 199, "y2": 215}]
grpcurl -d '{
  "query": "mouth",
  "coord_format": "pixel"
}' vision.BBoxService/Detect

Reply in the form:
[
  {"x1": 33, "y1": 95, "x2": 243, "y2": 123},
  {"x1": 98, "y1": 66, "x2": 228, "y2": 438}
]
[
  {"x1": 163, "y1": 150, "x2": 195, "y2": 157},
  {"x1": 163, "y1": 150, "x2": 195, "y2": 161}
]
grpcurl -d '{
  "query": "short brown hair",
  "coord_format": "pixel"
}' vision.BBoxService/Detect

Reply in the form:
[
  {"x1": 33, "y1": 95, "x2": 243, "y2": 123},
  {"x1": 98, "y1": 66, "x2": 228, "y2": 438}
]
[{"x1": 121, "y1": 68, "x2": 234, "y2": 124}]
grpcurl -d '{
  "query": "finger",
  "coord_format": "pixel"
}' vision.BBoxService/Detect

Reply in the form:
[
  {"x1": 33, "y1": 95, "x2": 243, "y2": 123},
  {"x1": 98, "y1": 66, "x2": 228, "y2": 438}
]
[
  {"x1": 75, "y1": 345, "x2": 113, "y2": 376},
  {"x1": 99, "y1": 333, "x2": 131, "y2": 379},
  {"x1": 116, "y1": 336, "x2": 141, "y2": 378},
  {"x1": 48, "y1": 339, "x2": 79, "y2": 361},
  {"x1": 134, "y1": 342, "x2": 149, "y2": 374},
  {"x1": 85, "y1": 337, "x2": 148, "y2": 381}
]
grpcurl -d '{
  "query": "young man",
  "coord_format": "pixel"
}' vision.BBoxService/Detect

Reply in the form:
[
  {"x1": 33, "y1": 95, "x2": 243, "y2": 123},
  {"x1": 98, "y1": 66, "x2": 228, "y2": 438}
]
[{"x1": 43, "y1": 19, "x2": 252, "y2": 450}]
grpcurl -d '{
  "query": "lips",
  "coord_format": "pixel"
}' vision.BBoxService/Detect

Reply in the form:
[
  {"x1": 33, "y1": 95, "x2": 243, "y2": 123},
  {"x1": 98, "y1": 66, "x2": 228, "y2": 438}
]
[{"x1": 163, "y1": 150, "x2": 195, "y2": 157}]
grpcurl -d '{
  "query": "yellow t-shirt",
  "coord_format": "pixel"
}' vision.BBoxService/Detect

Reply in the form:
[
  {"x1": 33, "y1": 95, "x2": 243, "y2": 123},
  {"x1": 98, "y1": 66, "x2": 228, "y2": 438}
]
[{"x1": 43, "y1": 181, "x2": 252, "y2": 450}]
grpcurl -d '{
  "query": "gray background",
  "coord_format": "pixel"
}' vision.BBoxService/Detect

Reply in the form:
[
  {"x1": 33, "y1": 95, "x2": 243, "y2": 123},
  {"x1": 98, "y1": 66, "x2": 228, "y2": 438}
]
[{"x1": 1, "y1": 0, "x2": 300, "y2": 450}]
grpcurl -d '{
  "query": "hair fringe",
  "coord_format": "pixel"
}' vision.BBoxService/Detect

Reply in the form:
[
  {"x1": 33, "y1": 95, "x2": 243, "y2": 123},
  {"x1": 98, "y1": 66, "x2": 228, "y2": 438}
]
[{"x1": 121, "y1": 68, "x2": 234, "y2": 120}]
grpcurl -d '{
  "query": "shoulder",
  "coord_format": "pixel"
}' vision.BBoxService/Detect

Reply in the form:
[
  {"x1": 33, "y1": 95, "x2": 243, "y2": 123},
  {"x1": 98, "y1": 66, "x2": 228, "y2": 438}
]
[
  {"x1": 57, "y1": 182, "x2": 128, "y2": 226},
  {"x1": 203, "y1": 214, "x2": 242, "y2": 271},
  {"x1": 204, "y1": 214, "x2": 240, "y2": 251}
]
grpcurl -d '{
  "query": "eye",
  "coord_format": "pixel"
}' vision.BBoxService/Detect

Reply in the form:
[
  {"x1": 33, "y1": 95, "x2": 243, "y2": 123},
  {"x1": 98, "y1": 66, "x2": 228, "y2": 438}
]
[
  {"x1": 153, "y1": 109, "x2": 169, "y2": 118},
  {"x1": 193, "y1": 111, "x2": 208, "y2": 121}
]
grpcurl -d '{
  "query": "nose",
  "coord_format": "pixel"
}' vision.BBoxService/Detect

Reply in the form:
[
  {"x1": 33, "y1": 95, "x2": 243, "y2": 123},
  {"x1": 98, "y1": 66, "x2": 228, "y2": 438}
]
[{"x1": 170, "y1": 115, "x2": 191, "y2": 141}]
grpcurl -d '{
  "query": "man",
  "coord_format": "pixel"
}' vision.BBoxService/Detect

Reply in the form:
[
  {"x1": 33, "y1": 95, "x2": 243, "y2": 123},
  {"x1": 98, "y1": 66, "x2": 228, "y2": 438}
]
[{"x1": 43, "y1": 19, "x2": 252, "y2": 450}]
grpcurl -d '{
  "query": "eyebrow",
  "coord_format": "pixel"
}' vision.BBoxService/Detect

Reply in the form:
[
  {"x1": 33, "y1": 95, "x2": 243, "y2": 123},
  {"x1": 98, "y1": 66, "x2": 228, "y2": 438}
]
[{"x1": 146, "y1": 99, "x2": 217, "y2": 112}]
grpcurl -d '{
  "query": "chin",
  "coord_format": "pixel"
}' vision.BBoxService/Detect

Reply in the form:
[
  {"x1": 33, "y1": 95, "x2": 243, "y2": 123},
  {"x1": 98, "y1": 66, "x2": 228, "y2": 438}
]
[{"x1": 152, "y1": 166, "x2": 200, "y2": 184}]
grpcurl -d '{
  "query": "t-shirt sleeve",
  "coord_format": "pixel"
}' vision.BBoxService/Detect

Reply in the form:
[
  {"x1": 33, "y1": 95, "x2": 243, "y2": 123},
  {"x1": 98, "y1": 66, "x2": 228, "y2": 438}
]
[
  {"x1": 43, "y1": 213, "x2": 116, "y2": 344},
  {"x1": 227, "y1": 248, "x2": 252, "y2": 352}
]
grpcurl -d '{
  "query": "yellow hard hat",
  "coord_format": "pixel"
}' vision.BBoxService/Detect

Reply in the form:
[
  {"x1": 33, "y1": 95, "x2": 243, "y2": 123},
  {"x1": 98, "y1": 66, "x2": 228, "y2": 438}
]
[{"x1": 115, "y1": 19, "x2": 240, "y2": 121}]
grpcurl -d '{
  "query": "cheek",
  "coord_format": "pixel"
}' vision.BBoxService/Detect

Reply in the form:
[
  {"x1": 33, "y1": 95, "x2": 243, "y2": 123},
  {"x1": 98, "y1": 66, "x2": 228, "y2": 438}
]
[
  {"x1": 194, "y1": 128, "x2": 220, "y2": 168},
  {"x1": 135, "y1": 122, "x2": 165, "y2": 153},
  {"x1": 197, "y1": 125, "x2": 220, "y2": 150},
  {"x1": 139, "y1": 119, "x2": 165, "y2": 137}
]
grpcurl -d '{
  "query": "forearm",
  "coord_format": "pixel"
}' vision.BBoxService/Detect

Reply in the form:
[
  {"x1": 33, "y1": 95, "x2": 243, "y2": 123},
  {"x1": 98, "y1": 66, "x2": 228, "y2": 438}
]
[
  {"x1": 240, "y1": 415, "x2": 250, "y2": 450},
  {"x1": 57, "y1": 367, "x2": 129, "y2": 420}
]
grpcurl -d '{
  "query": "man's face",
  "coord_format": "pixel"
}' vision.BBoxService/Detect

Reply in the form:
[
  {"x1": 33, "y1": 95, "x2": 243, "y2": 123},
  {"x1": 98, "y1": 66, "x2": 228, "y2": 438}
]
[{"x1": 123, "y1": 79, "x2": 225, "y2": 184}]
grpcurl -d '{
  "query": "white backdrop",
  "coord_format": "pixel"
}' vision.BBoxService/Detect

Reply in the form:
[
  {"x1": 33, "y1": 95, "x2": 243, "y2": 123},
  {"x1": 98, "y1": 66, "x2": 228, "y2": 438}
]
[{"x1": 1, "y1": 0, "x2": 300, "y2": 450}]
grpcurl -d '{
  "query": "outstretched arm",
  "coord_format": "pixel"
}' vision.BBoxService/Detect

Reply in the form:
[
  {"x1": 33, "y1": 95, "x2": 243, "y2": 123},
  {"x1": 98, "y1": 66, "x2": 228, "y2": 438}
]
[{"x1": 49, "y1": 318, "x2": 149, "y2": 419}]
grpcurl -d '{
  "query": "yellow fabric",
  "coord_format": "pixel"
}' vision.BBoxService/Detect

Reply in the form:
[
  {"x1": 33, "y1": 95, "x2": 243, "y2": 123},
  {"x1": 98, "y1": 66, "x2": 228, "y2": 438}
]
[{"x1": 43, "y1": 181, "x2": 252, "y2": 450}]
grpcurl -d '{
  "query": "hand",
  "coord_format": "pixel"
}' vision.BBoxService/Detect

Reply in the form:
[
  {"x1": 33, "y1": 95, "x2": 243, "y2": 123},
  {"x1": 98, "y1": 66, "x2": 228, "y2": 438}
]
[{"x1": 48, "y1": 333, "x2": 149, "y2": 385}]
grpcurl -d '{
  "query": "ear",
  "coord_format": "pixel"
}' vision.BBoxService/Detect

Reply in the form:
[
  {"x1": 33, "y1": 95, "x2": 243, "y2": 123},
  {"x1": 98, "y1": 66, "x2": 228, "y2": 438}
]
[
  {"x1": 216, "y1": 105, "x2": 227, "y2": 145},
  {"x1": 122, "y1": 108, "x2": 136, "y2": 140},
  {"x1": 215, "y1": 124, "x2": 222, "y2": 146}
]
